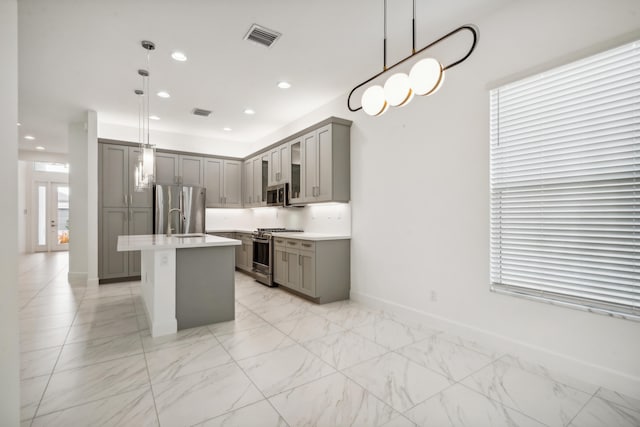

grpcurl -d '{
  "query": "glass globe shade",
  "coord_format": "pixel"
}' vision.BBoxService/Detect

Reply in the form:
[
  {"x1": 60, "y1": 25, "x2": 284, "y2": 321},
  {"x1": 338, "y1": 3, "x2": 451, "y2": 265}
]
[
  {"x1": 361, "y1": 85, "x2": 388, "y2": 116},
  {"x1": 409, "y1": 58, "x2": 444, "y2": 96},
  {"x1": 384, "y1": 73, "x2": 414, "y2": 107}
]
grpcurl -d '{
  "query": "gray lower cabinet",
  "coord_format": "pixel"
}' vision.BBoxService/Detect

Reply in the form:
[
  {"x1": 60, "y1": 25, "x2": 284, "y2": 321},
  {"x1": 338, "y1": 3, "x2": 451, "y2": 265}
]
[
  {"x1": 100, "y1": 207, "x2": 152, "y2": 280},
  {"x1": 234, "y1": 232, "x2": 253, "y2": 272},
  {"x1": 273, "y1": 237, "x2": 349, "y2": 303}
]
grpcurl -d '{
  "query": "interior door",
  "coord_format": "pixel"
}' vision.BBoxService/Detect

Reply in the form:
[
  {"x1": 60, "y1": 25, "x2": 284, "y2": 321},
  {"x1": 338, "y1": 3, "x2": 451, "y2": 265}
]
[{"x1": 34, "y1": 181, "x2": 69, "y2": 252}]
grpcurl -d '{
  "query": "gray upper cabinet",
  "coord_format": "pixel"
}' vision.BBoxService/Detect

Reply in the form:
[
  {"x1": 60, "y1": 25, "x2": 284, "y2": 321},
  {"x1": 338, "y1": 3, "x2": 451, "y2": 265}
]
[
  {"x1": 179, "y1": 155, "x2": 205, "y2": 186},
  {"x1": 268, "y1": 143, "x2": 290, "y2": 186},
  {"x1": 299, "y1": 123, "x2": 350, "y2": 204},
  {"x1": 155, "y1": 152, "x2": 204, "y2": 186},
  {"x1": 289, "y1": 138, "x2": 303, "y2": 204},
  {"x1": 101, "y1": 144, "x2": 128, "y2": 208},
  {"x1": 155, "y1": 152, "x2": 179, "y2": 185},
  {"x1": 223, "y1": 160, "x2": 242, "y2": 207},
  {"x1": 101, "y1": 144, "x2": 152, "y2": 208},
  {"x1": 204, "y1": 158, "x2": 242, "y2": 208},
  {"x1": 251, "y1": 155, "x2": 266, "y2": 206},
  {"x1": 243, "y1": 159, "x2": 253, "y2": 206}
]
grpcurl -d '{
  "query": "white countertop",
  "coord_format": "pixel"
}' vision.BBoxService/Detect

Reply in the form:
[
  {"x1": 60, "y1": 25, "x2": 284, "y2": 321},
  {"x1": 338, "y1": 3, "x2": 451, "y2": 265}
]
[
  {"x1": 205, "y1": 229, "x2": 351, "y2": 241},
  {"x1": 206, "y1": 228, "x2": 255, "y2": 234},
  {"x1": 117, "y1": 234, "x2": 241, "y2": 251},
  {"x1": 271, "y1": 232, "x2": 351, "y2": 241}
]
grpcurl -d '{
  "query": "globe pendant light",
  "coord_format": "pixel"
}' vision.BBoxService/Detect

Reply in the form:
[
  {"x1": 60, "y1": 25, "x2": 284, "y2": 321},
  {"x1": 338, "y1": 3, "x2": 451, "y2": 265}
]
[
  {"x1": 384, "y1": 73, "x2": 414, "y2": 107},
  {"x1": 361, "y1": 85, "x2": 388, "y2": 116},
  {"x1": 347, "y1": 0, "x2": 478, "y2": 114},
  {"x1": 409, "y1": 57, "x2": 444, "y2": 96}
]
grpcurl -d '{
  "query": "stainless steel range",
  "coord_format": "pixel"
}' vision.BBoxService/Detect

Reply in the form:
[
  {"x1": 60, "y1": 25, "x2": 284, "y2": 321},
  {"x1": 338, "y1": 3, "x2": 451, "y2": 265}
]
[{"x1": 252, "y1": 228, "x2": 303, "y2": 287}]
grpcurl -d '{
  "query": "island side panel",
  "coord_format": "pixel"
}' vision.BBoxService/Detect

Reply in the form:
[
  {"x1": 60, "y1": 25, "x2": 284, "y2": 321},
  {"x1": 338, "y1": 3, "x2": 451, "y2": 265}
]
[
  {"x1": 141, "y1": 248, "x2": 178, "y2": 337},
  {"x1": 175, "y1": 246, "x2": 235, "y2": 330}
]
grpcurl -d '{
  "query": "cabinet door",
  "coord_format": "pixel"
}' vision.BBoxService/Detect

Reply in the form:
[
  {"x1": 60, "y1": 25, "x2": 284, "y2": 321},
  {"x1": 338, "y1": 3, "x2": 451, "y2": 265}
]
[
  {"x1": 235, "y1": 244, "x2": 244, "y2": 269},
  {"x1": 302, "y1": 131, "x2": 317, "y2": 202},
  {"x1": 179, "y1": 155, "x2": 204, "y2": 186},
  {"x1": 289, "y1": 139, "x2": 304, "y2": 204},
  {"x1": 244, "y1": 160, "x2": 253, "y2": 206},
  {"x1": 316, "y1": 124, "x2": 333, "y2": 202},
  {"x1": 273, "y1": 246, "x2": 287, "y2": 285},
  {"x1": 223, "y1": 160, "x2": 242, "y2": 207},
  {"x1": 101, "y1": 208, "x2": 128, "y2": 279},
  {"x1": 252, "y1": 157, "x2": 263, "y2": 206},
  {"x1": 279, "y1": 143, "x2": 290, "y2": 184},
  {"x1": 128, "y1": 147, "x2": 153, "y2": 208},
  {"x1": 268, "y1": 148, "x2": 280, "y2": 186},
  {"x1": 203, "y1": 158, "x2": 223, "y2": 207},
  {"x1": 101, "y1": 145, "x2": 128, "y2": 208},
  {"x1": 128, "y1": 208, "x2": 152, "y2": 276},
  {"x1": 299, "y1": 250, "x2": 317, "y2": 297},
  {"x1": 155, "y1": 152, "x2": 179, "y2": 184},
  {"x1": 286, "y1": 250, "x2": 300, "y2": 290}
]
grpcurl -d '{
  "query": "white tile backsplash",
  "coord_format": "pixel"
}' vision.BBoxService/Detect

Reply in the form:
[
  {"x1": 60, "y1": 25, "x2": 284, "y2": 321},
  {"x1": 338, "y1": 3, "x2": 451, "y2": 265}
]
[{"x1": 205, "y1": 203, "x2": 351, "y2": 235}]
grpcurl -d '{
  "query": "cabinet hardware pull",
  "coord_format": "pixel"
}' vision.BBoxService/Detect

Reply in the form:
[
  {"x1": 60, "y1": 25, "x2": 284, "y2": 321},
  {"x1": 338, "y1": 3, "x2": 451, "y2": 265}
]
[
  {"x1": 302, "y1": 243, "x2": 311, "y2": 247},
  {"x1": 123, "y1": 195, "x2": 127, "y2": 206},
  {"x1": 130, "y1": 195, "x2": 133, "y2": 206},
  {"x1": 299, "y1": 254, "x2": 302, "y2": 265},
  {"x1": 282, "y1": 252, "x2": 286, "y2": 261}
]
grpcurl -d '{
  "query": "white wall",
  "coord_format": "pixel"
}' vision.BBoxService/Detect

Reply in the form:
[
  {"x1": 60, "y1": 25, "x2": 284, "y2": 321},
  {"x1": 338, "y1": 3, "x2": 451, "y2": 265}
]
[
  {"x1": 68, "y1": 111, "x2": 98, "y2": 286},
  {"x1": 99, "y1": 122, "x2": 248, "y2": 158},
  {"x1": 251, "y1": 0, "x2": 640, "y2": 397},
  {"x1": 0, "y1": 0, "x2": 20, "y2": 424}
]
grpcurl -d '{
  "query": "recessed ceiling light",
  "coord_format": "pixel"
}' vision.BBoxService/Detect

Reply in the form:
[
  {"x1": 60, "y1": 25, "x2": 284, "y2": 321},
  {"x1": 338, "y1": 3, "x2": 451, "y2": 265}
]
[
  {"x1": 35, "y1": 146, "x2": 45, "y2": 150},
  {"x1": 149, "y1": 115, "x2": 160, "y2": 120},
  {"x1": 171, "y1": 51, "x2": 187, "y2": 62},
  {"x1": 157, "y1": 91, "x2": 171, "y2": 98},
  {"x1": 223, "y1": 127, "x2": 232, "y2": 131},
  {"x1": 244, "y1": 108, "x2": 255, "y2": 115},
  {"x1": 24, "y1": 135, "x2": 35, "y2": 140},
  {"x1": 277, "y1": 81, "x2": 291, "y2": 89},
  {"x1": 17, "y1": 122, "x2": 21, "y2": 126}
]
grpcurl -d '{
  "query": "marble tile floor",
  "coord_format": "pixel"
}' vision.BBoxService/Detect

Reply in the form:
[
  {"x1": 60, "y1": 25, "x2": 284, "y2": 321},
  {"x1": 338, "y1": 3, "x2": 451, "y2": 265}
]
[{"x1": 18, "y1": 252, "x2": 640, "y2": 427}]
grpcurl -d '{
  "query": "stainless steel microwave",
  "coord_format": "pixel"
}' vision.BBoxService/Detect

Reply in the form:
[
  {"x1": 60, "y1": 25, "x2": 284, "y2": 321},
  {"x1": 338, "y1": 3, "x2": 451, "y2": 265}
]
[{"x1": 266, "y1": 183, "x2": 290, "y2": 207}]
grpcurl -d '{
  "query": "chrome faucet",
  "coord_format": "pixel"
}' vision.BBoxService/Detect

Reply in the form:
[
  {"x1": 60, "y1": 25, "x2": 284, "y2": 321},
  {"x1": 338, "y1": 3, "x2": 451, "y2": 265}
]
[{"x1": 167, "y1": 208, "x2": 183, "y2": 236}]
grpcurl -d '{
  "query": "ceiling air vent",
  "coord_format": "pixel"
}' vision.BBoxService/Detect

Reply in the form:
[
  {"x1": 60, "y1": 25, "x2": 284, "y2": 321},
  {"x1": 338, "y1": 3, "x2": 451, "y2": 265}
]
[
  {"x1": 244, "y1": 24, "x2": 281, "y2": 48},
  {"x1": 192, "y1": 108, "x2": 212, "y2": 117}
]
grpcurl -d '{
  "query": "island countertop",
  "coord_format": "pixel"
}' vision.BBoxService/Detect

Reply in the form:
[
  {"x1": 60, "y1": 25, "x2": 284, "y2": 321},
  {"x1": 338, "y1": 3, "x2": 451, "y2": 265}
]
[{"x1": 117, "y1": 234, "x2": 241, "y2": 251}]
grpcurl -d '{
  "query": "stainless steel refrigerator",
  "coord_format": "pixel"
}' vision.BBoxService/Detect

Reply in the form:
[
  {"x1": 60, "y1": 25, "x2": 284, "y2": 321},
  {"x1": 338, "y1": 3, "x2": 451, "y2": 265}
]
[{"x1": 154, "y1": 184, "x2": 206, "y2": 235}]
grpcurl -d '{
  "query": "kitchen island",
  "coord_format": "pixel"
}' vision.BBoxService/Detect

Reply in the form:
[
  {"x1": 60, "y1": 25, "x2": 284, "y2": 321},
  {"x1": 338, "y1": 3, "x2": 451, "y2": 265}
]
[{"x1": 117, "y1": 234, "x2": 241, "y2": 337}]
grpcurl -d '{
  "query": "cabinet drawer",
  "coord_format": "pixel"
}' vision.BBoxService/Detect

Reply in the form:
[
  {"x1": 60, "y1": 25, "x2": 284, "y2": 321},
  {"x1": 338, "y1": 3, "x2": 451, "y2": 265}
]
[
  {"x1": 298, "y1": 241, "x2": 315, "y2": 251},
  {"x1": 274, "y1": 237, "x2": 287, "y2": 247}
]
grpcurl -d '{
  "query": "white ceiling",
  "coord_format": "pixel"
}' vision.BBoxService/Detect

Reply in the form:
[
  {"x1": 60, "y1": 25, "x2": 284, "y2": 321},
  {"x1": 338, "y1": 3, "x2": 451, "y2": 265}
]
[{"x1": 18, "y1": 0, "x2": 512, "y2": 154}]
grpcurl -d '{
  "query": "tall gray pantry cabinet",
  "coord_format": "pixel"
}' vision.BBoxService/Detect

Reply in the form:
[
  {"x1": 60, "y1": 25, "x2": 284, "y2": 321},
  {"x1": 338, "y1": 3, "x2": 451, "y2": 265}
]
[{"x1": 99, "y1": 143, "x2": 153, "y2": 281}]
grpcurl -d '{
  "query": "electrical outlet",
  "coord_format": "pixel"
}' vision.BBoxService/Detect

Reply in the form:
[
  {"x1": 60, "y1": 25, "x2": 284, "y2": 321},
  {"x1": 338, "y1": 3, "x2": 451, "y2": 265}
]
[{"x1": 430, "y1": 290, "x2": 438, "y2": 302}]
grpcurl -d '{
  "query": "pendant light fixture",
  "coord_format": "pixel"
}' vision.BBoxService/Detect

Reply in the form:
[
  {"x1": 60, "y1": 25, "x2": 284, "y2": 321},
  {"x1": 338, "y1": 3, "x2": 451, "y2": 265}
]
[
  {"x1": 348, "y1": 0, "x2": 478, "y2": 115},
  {"x1": 134, "y1": 40, "x2": 156, "y2": 191}
]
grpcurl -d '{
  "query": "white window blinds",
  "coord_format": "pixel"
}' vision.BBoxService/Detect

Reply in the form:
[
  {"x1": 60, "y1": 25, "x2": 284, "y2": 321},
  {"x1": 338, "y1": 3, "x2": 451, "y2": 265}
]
[{"x1": 489, "y1": 40, "x2": 640, "y2": 320}]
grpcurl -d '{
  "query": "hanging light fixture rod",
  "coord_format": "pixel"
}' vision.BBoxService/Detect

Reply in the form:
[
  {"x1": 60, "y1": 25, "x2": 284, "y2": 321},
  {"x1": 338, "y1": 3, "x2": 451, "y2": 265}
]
[{"x1": 347, "y1": 23, "x2": 478, "y2": 112}]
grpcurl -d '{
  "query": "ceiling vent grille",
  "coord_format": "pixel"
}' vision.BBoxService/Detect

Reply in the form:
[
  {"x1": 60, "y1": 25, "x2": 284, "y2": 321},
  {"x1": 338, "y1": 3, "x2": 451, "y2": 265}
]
[
  {"x1": 244, "y1": 24, "x2": 281, "y2": 48},
  {"x1": 192, "y1": 108, "x2": 212, "y2": 117}
]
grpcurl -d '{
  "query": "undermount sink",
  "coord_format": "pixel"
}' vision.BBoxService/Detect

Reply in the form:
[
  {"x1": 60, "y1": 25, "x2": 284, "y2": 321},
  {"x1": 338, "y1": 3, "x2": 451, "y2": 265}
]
[{"x1": 170, "y1": 233, "x2": 206, "y2": 238}]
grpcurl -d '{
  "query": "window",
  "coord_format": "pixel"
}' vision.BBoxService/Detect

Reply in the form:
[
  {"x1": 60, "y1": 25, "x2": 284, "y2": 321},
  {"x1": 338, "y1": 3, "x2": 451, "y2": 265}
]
[
  {"x1": 489, "y1": 40, "x2": 640, "y2": 320},
  {"x1": 34, "y1": 162, "x2": 69, "y2": 173}
]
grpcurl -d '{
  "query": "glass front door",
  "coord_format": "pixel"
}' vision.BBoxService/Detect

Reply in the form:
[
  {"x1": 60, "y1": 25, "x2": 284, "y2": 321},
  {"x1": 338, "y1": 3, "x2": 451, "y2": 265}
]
[{"x1": 34, "y1": 181, "x2": 69, "y2": 252}]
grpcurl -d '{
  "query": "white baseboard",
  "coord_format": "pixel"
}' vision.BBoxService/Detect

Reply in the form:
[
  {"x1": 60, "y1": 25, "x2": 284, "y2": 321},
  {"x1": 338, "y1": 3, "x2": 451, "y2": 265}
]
[
  {"x1": 67, "y1": 271, "x2": 87, "y2": 286},
  {"x1": 86, "y1": 277, "x2": 99, "y2": 289},
  {"x1": 350, "y1": 290, "x2": 640, "y2": 400}
]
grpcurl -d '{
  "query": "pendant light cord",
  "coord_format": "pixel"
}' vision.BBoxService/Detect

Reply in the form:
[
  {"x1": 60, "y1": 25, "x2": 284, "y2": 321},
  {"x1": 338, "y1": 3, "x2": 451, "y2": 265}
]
[
  {"x1": 383, "y1": 0, "x2": 387, "y2": 71},
  {"x1": 145, "y1": 51, "x2": 150, "y2": 146},
  {"x1": 412, "y1": 0, "x2": 416, "y2": 54}
]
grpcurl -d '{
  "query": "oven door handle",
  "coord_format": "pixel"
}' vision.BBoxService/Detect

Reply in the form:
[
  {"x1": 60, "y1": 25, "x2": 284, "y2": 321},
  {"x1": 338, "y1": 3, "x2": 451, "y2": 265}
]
[{"x1": 252, "y1": 237, "x2": 270, "y2": 244}]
